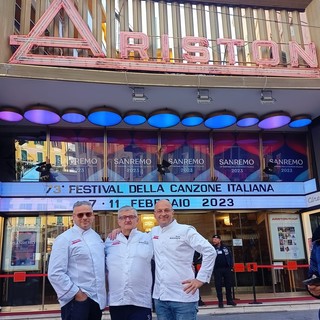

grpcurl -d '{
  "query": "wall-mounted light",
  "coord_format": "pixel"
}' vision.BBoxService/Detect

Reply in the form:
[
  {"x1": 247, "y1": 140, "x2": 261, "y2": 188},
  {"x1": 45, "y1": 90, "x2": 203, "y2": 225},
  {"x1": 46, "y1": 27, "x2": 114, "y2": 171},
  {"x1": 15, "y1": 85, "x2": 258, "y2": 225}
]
[
  {"x1": 224, "y1": 216, "x2": 232, "y2": 226},
  {"x1": 123, "y1": 110, "x2": 146, "y2": 125},
  {"x1": 24, "y1": 105, "x2": 60, "y2": 125},
  {"x1": 88, "y1": 106, "x2": 122, "y2": 126},
  {"x1": 181, "y1": 112, "x2": 204, "y2": 127},
  {"x1": 289, "y1": 115, "x2": 312, "y2": 128},
  {"x1": 0, "y1": 107, "x2": 23, "y2": 122},
  {"x1": 197, "y1": 89, "x2": 212, "y2": 104},
  {"x1": 148, "y1": 109, "x2": 180, "y2": 128},
  {"x1": 260, "y1": 90, "x2": 276, "y2": 104},
  {"x1": 237, "y1": 113, "x2": 259, "y2": 127},
  {"x1": 62, "y1": 108, "x2": 86, "y2": 123},
  {"x1": 204, "y1": 110, "x2": 237, "y2": 129},
  {"x1": 258, "y1": 111, "x2": 291, "y2": 129},
  {"x1": 132, "y1": 87, "x2": 147, "y2": 102}
]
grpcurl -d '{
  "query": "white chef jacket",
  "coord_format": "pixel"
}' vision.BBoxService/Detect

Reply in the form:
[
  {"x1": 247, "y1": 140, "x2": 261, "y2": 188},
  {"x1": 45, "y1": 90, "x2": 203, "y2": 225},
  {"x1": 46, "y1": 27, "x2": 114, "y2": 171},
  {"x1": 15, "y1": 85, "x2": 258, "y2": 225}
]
[
  {"x1": 151, "y1": 219, "x2": 216, "y2": 302},
  {"x1": 105, "y1": 228, "x2": 153, "y2": 309},
  {"x1": 48, "y1": 225, "x2": 107, "y2": 309}
]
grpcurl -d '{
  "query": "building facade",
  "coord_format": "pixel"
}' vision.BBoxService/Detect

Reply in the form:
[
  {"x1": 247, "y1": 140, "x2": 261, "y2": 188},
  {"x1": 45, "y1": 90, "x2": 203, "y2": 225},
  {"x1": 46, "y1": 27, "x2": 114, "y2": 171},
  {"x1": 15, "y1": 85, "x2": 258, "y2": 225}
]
[{"x1": 1, "y1": 0, "x2": 320, "y2": 311}]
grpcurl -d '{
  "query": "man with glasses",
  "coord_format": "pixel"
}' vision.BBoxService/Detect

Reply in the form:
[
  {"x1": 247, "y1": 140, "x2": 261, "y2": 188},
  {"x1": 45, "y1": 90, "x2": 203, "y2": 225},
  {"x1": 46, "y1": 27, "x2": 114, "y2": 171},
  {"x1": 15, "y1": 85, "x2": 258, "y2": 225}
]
[
  {"x1": 48, "y1": 201, "x2": 107, "y2": 320},
  {"x1": 152, "y1": 199, "x2": 216, "y2": 320},
  {"x1": 105, "y1": 205, "x2": 153, "y2": 320}
]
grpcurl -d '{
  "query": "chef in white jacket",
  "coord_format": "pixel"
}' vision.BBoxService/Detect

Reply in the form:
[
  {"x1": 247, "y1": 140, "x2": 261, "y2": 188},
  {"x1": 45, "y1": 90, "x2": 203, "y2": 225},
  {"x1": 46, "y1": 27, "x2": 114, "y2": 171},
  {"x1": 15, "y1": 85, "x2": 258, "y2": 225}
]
[
  {"x1": 152, "y1": 199, "x2": 216, "y2": 320},
  {"x1": 48, "y1": 201, "x2": 107, "y2": 320},
  {"x1": 105, "y1": 205, "x2": 153, "y2": 320}
]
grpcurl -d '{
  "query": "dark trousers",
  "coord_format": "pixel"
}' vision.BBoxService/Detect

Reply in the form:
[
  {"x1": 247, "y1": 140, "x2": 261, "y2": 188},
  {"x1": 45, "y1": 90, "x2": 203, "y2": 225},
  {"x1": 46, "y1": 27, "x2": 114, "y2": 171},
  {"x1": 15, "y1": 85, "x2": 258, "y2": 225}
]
[
  {"x1": 109, "y1": 305, "x2": 152, "y2": 320},
  {"x1": 61, "y1": 297, "x2": 102, "y2": 320},
  {"x1": 214, "y1": 268, "x2": 233, "y2": 303}
]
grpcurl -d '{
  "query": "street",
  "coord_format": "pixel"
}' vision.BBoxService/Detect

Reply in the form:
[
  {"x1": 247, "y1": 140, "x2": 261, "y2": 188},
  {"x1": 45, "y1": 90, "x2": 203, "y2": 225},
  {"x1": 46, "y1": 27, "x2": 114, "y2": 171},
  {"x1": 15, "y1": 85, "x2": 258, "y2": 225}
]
[{"x1": 197, "y1": 310, "x2": 319, "y2": 319}]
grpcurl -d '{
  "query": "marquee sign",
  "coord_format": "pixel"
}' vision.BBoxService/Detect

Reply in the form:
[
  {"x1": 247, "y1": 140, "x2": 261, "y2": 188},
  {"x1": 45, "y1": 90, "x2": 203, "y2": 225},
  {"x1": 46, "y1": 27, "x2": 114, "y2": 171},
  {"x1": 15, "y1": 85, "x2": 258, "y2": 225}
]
[
  {"x1": 0, "y1": 180, "x2": 316, "y2": 212},
  {"x1": 8, "y1": 0, "x2": 320, "y2": 78}
]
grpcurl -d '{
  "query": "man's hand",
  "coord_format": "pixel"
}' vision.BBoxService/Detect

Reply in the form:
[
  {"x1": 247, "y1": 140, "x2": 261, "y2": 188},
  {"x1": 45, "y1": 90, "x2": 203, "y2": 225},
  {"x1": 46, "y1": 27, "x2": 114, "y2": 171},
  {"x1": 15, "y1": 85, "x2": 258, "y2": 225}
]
[
  {"x1": 108, "y1": 228, "x2": 121, "y2": 240},
  {"x1": 308, "y1": 284, "x2": 320, "y2": 297},
  {"x1": 74, "y1": 289, "x2": 88, "y2": 301},
  {"x1": 182, "y1": 278, "x2": 203, "y2": 295}
]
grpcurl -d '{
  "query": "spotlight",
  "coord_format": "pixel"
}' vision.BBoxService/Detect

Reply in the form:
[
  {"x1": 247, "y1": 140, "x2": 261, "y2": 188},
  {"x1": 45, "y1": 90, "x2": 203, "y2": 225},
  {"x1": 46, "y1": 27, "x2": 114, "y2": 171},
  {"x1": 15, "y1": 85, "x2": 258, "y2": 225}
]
[
  {"x1": 157, "y1": 159, "x2": 171, "y2": 175},
  {"x1": 132, "y1": 87, "x2": 147, "y2": 102},
  {"x1": 197, "y1": 89, "x2": 212, "y2": 104},
  {"x1": 263, "y1": 161, "x2": 276, "y2": 175},
  {"x1": 260, "y1": 90, "x2": 276, "y2": 104}
]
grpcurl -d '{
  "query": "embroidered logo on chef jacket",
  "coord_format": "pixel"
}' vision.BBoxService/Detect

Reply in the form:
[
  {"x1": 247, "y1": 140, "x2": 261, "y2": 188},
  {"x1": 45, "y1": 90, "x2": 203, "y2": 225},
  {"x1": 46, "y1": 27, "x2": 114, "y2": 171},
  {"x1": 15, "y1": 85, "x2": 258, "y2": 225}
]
[
  {"x1": 139, "y1": 240, "x2": 150, "y2": 245},
  {"x1": 153, "y1": 236, "x2": 159, "y2": 239},
  {"x1": 169, "y1": 236, "x2": 181, "y2": 240},
  {"x1": 71, "y1": 239, "x2": 81, "y2": 245},
  {"x1": 112, "y1": 240, "x2": 121, "y2": 245}
]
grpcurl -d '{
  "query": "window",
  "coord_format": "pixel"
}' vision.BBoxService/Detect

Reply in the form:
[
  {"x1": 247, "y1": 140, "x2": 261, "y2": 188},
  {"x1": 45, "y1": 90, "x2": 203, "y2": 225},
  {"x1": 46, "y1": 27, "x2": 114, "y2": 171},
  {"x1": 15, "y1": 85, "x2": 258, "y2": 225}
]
[{"x1": 21, "y1": 150, "x2": 27, "y2": 161}]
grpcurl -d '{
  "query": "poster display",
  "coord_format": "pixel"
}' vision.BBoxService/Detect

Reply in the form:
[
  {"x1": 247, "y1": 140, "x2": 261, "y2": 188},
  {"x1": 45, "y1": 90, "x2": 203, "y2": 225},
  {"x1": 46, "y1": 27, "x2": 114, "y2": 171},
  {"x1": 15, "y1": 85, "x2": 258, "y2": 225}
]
[
  {"x1": 107, "y1": 130, "x2": 158, "y2": 181},
  {"x1": 213, "y1": 133, "x2": 260, "y2": 182},
  {"x1": 263, "y1": 133, "x2": 309, "y2": 182},
  {"x1": 269, "y1": 214, "x2": 305, "y2": 260},
  {"x1": 2, "y1": 227, "x2": 40, "y2": 271}
]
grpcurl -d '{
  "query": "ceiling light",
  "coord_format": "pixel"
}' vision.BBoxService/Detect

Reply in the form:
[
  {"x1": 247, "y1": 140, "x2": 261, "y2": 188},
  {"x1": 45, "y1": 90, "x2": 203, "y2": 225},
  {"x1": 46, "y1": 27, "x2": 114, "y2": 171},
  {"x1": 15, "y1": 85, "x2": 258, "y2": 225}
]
[
  {"x1": 197, "y1": 89, "x2": 212, "y2": 104},
  {"x1": 204, "y1": 111, "x2": 237, "y2": 129},
  {"x1": 148, "y1": 109, "x2": 180, "y2": 128},
  {"x1": 181, "y1": 112, "x2": 204, "y2": 127},
  {"x1": 237, "y1": 113, "x2": 259, "y2": 127},
  {"x1": 0, "y1": 107, "x2": 23, "y2": 122},
  {"x1": 258, "y1": 111, "x2": 291, "y2": 129},
  {"x1": 132, "y1": 87, "x2": 147, "y2": 102},
  {"x1": 62, "y1": 108, "x2": 86, "y2": 123},
  {"x1": 260, "y1": 90, "x2": 276, "y2": 104},
  {"x1": 289, "y1": 115, "x2": 312, "y2": 128},
  {"x1": 88, "y1": 106, "x2": 122, "y2": 126},
  {"x1": 24, "y1": 105, "x2": 60, "y2": 125},
  {"x1": 123, "y1": 111, "x2": 146, "y2": 125}
]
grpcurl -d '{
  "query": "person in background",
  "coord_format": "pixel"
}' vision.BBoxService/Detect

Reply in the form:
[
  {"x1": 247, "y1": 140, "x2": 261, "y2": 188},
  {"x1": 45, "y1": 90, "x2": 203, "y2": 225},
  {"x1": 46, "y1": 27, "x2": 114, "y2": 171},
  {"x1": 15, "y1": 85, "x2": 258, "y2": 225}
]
[
  {"x1": 306, "y1": 225, "x2": 320, "y2": 320},
  {"x1": 193, "y1": 251, "x2": 205, "y2": 306},
  {"x1": 212, "y1": 234, "x2": 237, "y2": 308},
  {"x1": 152, "y1": 199, "x2": 216, "y2": 320},
  {"x1": 48, "y1": 201, "x2": 107, "y2": 320},
  {"x1": 105, "y1": 205, "x2": 153, "y2": 320},
  {"x1": 36, "y1": 156, "x2": 52, "y2": 182}
]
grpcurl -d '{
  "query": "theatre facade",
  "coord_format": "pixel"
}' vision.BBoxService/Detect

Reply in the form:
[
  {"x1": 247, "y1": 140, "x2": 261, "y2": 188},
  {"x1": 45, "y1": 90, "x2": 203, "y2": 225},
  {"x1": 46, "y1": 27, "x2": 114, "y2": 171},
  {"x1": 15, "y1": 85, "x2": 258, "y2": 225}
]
[{"x1": 2, "y1": 0, "x2": 320, "y2": 311}]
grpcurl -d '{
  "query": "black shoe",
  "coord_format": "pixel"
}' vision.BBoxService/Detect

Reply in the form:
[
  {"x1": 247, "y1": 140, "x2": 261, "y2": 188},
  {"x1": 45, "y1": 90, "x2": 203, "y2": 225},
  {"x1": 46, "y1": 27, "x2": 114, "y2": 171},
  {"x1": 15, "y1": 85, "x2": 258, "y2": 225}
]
[
  {"x1": 198, "y1": 300, "x2": 205, "y2": 306},
  {"x1": 218, "y1": 303, "x2": 224, "y2": 308},
  {"x1": 227, "y1": 301, "x2": 237, "y2": 306}
]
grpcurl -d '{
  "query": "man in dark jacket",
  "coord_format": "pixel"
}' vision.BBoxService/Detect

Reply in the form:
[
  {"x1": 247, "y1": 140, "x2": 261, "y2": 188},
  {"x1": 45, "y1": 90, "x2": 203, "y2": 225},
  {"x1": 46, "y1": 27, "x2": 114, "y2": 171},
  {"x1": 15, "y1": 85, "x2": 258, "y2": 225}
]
[
  {"x1": 212, "y1": 234, "x2": 236, "y2": 308},
  {"x1": 307, "y1": 226, "x2": 320, "y2": 320}
]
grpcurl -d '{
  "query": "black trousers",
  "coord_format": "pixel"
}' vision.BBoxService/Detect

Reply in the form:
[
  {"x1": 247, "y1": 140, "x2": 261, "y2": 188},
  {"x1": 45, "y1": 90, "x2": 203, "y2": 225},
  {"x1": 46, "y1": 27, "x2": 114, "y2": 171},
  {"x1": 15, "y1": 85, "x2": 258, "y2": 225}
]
[
  {"x1": 109, "y1": 305, "x2": 152, "y2": 320},
  {"x1": 61, "y1": 297, "x2": 102, "y2": 320},
  {"x1": 214, "y1": 268, "x2": 233, "y2": 304}
]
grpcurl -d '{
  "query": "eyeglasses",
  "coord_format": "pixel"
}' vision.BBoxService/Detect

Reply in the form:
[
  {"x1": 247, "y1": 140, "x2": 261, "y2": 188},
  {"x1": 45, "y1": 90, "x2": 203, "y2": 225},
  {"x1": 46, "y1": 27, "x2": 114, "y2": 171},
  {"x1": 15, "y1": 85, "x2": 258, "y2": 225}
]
[
  {"x1": 118, "y1": 215, "x2": 137, "y2": 221},
  {"x1": 154, "y1": 208, "x2": 172, "y2": 214},
  {"x1": 76, "y1": 212, "x2": 93, "y2": 219}
]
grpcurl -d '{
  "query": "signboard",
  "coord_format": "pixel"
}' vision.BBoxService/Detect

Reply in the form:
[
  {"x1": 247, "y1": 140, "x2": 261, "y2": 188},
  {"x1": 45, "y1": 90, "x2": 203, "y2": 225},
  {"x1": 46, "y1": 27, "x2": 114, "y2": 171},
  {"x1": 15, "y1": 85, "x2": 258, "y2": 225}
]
[
  {"x1": 0, "y1": 179, "x2": 316, "y2": 212},
  {"x1": 269, "y1": 214, "x2": 305, "y2": 260}
]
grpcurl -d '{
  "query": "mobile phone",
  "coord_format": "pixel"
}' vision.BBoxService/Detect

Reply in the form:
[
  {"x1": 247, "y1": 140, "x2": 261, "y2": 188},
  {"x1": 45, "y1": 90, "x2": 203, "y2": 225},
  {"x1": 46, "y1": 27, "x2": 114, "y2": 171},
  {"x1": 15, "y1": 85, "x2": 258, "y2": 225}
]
[{"x1": 303, "y1": 277, "x2": 320, "y2": 286}]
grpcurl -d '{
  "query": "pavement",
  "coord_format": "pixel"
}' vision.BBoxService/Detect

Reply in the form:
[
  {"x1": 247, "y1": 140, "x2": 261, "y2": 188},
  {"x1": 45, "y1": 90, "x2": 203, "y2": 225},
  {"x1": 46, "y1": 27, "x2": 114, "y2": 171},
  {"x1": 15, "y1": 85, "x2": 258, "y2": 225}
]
[{"x1": 1, "y1": 292, "x2": 319, "y2": 319}]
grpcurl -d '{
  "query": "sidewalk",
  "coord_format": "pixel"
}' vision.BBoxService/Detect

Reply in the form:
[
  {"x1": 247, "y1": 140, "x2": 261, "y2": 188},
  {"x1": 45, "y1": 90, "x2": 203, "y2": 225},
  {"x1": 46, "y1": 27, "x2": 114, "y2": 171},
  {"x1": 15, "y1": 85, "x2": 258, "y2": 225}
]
[{"x1": 1, "y1": 292, "x2": 319, "y2": 320}]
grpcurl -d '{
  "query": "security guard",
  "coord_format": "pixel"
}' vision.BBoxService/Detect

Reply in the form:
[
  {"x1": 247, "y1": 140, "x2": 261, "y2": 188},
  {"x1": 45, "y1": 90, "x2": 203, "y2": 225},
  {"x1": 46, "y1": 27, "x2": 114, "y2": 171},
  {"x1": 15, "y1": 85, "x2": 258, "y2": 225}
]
[{"x1": 212, "y1": 234, "x2": 237, "y2": 308}]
